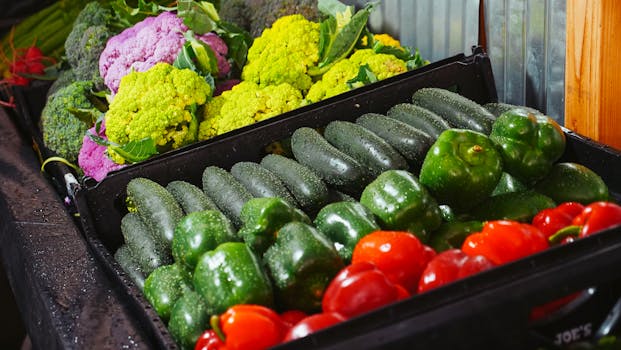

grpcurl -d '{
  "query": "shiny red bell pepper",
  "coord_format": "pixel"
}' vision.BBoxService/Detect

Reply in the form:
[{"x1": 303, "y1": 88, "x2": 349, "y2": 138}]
[
  {"x1": 279, "y1": 310, "x2": 308, "y2": 328},
  {"x1": 195, "y1": 330, "x2": 225, "y2": 350},
  {"x1": 322, "y1": 261, "x2": 409, "y2": 319},
  {"x1": 462, "y1": 220, "x2": 548, "y2": 265},
  {"x1": 351, "y1": 230, "x2": 429, "y2": 293},
  {"x1": 572, "y1": 201, "x2": 621, "y2": 238},
  {"x1": 418, "y1": 249, "x2": 495, "y2": 293},
  {"x1": 283, "y1": 312, "x2": 345, "y2": 342},
  {"x1": 532, "y1": 202, "x2": 585, "y2": 238},
  {"x1": 214, "y1": 304, "x2": 287, "y2": 350}
]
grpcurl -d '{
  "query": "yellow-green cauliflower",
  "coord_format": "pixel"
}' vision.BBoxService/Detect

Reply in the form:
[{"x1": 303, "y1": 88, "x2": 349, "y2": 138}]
[
  {"x1": 105, "y1": 62, "x2": 211, "y2": 164},
  {"x1": 198, "y1": 81, "x2": 304, "y2": 141},
  {"x1": 306, "y1": 49, "x2": 408, "y2": 103},
  {"x1": 241, "y1": 14, "x2": 320, "y2": 93}
]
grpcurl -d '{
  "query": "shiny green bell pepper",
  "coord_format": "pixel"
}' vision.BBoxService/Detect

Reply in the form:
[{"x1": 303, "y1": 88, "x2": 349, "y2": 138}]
[
  {"x1": 419, "y1": 129, "x2": 503, "y2": 213},
  {"x1": 264, "y1": 221, "x2": 344, "y2": 313},
  {"x1": 489, "y1": 108, "x2": 566, "y2": 185},
  {"x1": 143, "y1": 263, "x2": 192, "y2": 322},
  {"x1": 360, "y1": 169, "x2": 442, "y2": 242}
]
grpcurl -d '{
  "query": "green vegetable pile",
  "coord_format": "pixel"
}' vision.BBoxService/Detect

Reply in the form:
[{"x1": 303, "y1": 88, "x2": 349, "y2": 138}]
[{"x1": 113, "y1": 86, "x2": 613, "y2": 349}]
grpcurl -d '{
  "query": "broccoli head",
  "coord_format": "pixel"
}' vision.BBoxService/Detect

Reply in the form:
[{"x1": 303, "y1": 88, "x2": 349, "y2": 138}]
[
  {"x1": 198, "y1": 81, "x2": 303, "y2": 141},
  {"x1": 306, "y1": 49, "x2": 407, "y2": 103},
  {"x1": 104, "y1": 62, "x2": 212, "y2": 164},
  {"x1": 41, "y1": 80, "x2": 97, "y2": 163},
  {"x1": 241, "y1": 14, "x2": 320, "y2": 93}
]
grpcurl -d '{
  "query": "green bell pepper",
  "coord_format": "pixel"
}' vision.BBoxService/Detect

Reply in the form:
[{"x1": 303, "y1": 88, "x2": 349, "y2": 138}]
[
  {"x1": 489, "y1": 108, "x2": 566, "y2": 185},
  {"x1": 533, "y1": 162, "x2": 609, "y2": 204},
  {"x1": 193, "y1": 242, "x2": 274, "y2": 314},
  {"x1": 143, "y1": 263, "x2": 192, "y2": 322},
  {"x1": 237, "y1": 197, "x2": 310, "y2": 256},
  {"x1": 470, "y1": 190, "x2": 556, "y2": 222},
  {"x1": 313, "y1": 201, "x2": 380, "y2": 262},
  {"x1": 264, "y1": 221, "x2": 344, "y2": 313},
  {"x1": 168, "y1": 290, "x2": 210, "y2": 350},
  {"x1": 172, "y1": 210, "x2": 238, "y2": 272},
  {"x1": 428, "y1": 220, "x2": 484, "y2": 252},
  {"x1": 491, "y1": 172, "x2": 528, "y2": 196},
  {"x1": 419, "y1": 129, "x2": 503, "y2": 213},
  {"x1": 360, "y1": 170, "x2": 442, "y2": 241}
]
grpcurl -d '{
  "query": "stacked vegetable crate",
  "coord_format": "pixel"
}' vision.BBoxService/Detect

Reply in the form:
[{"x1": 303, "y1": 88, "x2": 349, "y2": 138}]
[{"x1": 70, "y1": 50, "x2": 621, "y2": 349}]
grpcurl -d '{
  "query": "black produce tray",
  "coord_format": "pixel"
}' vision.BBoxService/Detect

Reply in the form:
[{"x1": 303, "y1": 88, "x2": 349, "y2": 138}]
[{"x1": 73, "y1": 49, "x2": 621, "y2": 350}]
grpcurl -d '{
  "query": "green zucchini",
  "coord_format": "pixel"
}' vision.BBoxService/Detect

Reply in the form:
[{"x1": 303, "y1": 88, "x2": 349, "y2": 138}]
[
  {"x1": 533, "y1": 162, "x2": 609, "y2": 204},
  {"x1": 126, "y1": 177, "x2": 184, "y2": 247},
  {"x1": 114, "y1": 244, "x2": 146, "y2": 291},
  {"x1": 260, "y1": 154, "x2": 330, "y2": 213},
  {"x1": 483, "y1": 102, "x2": 543, "y2": 118},
  {"x1": 290, "y1": 127, "x2": 371, "y2": 196},
  {"x1": 470, "y1": 190, "x2": 556, "y2": 223},
  {"x1": 202, "y1": 166, "x2": 254, "y2": 228},
  {"x1": 230, "y1": 161, "x2": 299, "y2": 207},
  {"x1": 356, "y1": 113, "x2": 434, "y2": 173},
  {"x1": 411, "y1": 88, "x2": 496, "y2": 135},
  {"x1": 121, "y1": 212, "x2": 172, "y2": 275},
  {"x1": 386, "y1": 103, "x2": 450, "y2": 139},
  {"x1": 166, "y1": 180, "x2": 219, "y2": 214},
  {"x1": 323, "y1": 120, "x2": 408, "y2": 178}
]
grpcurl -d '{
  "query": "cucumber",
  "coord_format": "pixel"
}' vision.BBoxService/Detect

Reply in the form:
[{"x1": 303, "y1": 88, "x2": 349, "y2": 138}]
[
  {"x1": 202, "y1": 166, "x2": 254, "y2": 228},
  {"x1": 356, "y1": 113, "x2": 434, "y2": 173},
  {"x1": 260, "y1": 154, "x2": 330, "y2": 213},
  {"x1": 483, "y1": 102, "x2": 543, "y2": 118},
  {"x1": 114, "y1": 244, "x2": 146, "y2": 291},
  {"x1": 290, "y1": 127, "x2": 371, "y2": 196},
  {"x1": 386, "y1": 103, "x2": 450, "y2": 140},
  {"x1": 323, "y1": 120, "x2": 408, "y2": 178},
  {"x1": 126, "y1": 177, "x2": 184, "y2": 246},
  {"x1": 166, "y1": 180, "x2": 219, "y2": 214},
  {"x1": 121, "y1": 212, "x2": 172, "y2": 275},
  {"x1": 230, "y1": 161, "x2": 299, "y2": 207},
  {"x1": 412, "y1": 88, "x2": 496, "y2": 135},
  {"x1": 533, "y1": 162, "x2": 609, "y2": 205}
]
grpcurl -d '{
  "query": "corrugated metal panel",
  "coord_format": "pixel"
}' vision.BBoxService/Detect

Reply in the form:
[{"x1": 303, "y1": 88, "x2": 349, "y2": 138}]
[{"x1": 485, "y1": 0, "x2": 566, "y2": 122}]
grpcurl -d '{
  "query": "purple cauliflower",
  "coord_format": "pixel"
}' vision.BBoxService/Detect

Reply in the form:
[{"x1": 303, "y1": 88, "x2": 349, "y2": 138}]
[
  {"x1": 99, "y1": 11, "x2": 230, "y2": 93},
  {"x1": 78, "y1": 123, "x2": 125, "y2": 182}
]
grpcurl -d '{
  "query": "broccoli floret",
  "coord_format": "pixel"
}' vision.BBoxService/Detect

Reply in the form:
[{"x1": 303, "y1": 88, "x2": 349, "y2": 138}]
[
  {"x1": 306, "y1": 49, "x2": 407, "y2": 103},
  {"x1": 241, "y1": 14, "x2": 320, "y2": 93},
  {"x1": 104, "y1": 62, "x2": 212, "y2": 164},
  {"x1": 198, "y1": 81, "x2": 304, "y2": 141},
  {"x1": 46, "y1": 68, "x2": 77, "y2": 98},
  {"x1": 41, "y1": 80, "x2": 97, "y2": 163}
]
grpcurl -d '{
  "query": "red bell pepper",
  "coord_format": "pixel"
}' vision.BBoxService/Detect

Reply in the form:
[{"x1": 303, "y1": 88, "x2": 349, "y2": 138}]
[
  {"x1": 418, "y1": 249, "x2": 495, "y2": 293},
  {"x1": 532, "y1": 202, "x2": 585, "y2": 238},
  {"x1": 462, "y1": 220, "x2": 548, "y2": 265},
  {"x1": 203, "y1": 304, "x2": 287, "y2": 350},
  {"x1": 195, "y1": 330, "x2": 225, "y2": 350},
  {"x1": 283, "y1": 312, "x2": 345, "y2": 342},
  {"x1": 351, "y1": 230, "x2": 429, "y2": 293},
  {"x1": 572, "y1": 201, "x2": 621, "y2": 238},
  {"x1": 322, "y1": 261, "x2": 409, "y2": 319},
  {"x1": 279, "y1": 310, "x2": 308, "y2": 328}
]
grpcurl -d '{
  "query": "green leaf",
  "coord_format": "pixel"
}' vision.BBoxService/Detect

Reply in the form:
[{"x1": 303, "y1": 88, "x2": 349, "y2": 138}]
[
  {"x1": 216, "y1": 21, "x2": 252, "y2": 71},
  {"x1": 109, "y1": 0, "x2": 175, "y2": 28},
  {"x1": 68, "y1": 108, "x2": 104, "y2": 125},
  {"x1": 177, "y1": 0, "x2": 219, "y2": 34},
  {"x1": 346, "y1": 64, "x2": 378, "y2": 89},
  {"x1": 318, "y1": 0, "x2": 352, "y2": 19},
  {"x1": 111, "y1": 138, "x2": 158, "y2": 163},
  {"x1": 185, "y1": 31, "x2": 219, "y2": 75},
  {"x1": 317, "y1": 17, "x2": 336, "y2": 63},
  {"x1": 173, "y1": 42, "x2": 198, "y2": 71}
]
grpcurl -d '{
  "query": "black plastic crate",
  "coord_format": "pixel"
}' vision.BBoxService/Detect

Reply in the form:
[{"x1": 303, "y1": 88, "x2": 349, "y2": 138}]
[{"x1": 73, "y1": 49, "x2": 621, "y2": 350}]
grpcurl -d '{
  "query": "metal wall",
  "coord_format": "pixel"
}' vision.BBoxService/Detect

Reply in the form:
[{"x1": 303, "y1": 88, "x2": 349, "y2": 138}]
[{"x1": 353, "y1": 0, "x2": 567, "y2": 123}]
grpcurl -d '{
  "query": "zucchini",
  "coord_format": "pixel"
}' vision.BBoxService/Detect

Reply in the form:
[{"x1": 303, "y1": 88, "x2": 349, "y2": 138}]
[
  {"x1": 230, "y1": 161, "x2": 299, "y2": 207},
  {"x1": 483, "y1": 102, "x2": 543, "y2": 118},
  {"x1": 260, "y1": 154, "x2": 330, "y2": 213},
  {"x1": 202, "y1": 166, "x2": 254, "y2": 228},
  {"x1": 121, "y1": 212, "x2": 172, "y2": 275},
  {"x1": 356, "y1": 113, "x2": 434, "y2": 173},
  {"x1": 533, "y1": 162, "x2": 609, "y2": 204},
  {"x1": 166, "y1": 180, "x2": 219, "y2": 214},
  {"x1": 323, "y1": 120, "x2": 408, "y2": 178},
  {"x1": 126, "y1": 177, "x2": 184, "y2": 246},
  {"x1": 386, "y1": 103, "x2": 450, "y2": 140},
  {"x1": 290, "y1": 127, "x2": 371, "y2": 196},
  {"x1": 114, "y1": 244, "x2": 146, "y2": 291},
  {"x1": 411, "y1": 88, "x2": 496, "y2": 135}
]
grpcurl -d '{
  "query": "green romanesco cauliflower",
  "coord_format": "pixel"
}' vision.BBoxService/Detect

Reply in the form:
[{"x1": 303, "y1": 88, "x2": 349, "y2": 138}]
[
  {"x1": 105, "y1": 62, "x2": 211, "y2": 164},
  {"x1": 41, "y1": 80, "x2": 97, "y2": 163},
  {"x1": 198, "y1": 81, "x2": 304, "y2": 141},
  {"x1": 241, "y1": 14, "x2": 320, "y2": 93},
  {"x1": 306, "y1": 49, "x2": 407, "y2": 103}
]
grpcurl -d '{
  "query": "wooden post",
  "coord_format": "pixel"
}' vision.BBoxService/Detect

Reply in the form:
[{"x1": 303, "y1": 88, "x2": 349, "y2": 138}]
[{"x1": 566, "y1": 0, "x2": 621, "y2": 150}]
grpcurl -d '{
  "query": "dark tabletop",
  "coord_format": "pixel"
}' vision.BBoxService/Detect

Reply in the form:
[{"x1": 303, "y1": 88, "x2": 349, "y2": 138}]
[{"x1": 0, "y1": 108, "x2": 152, "y2": 349}]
